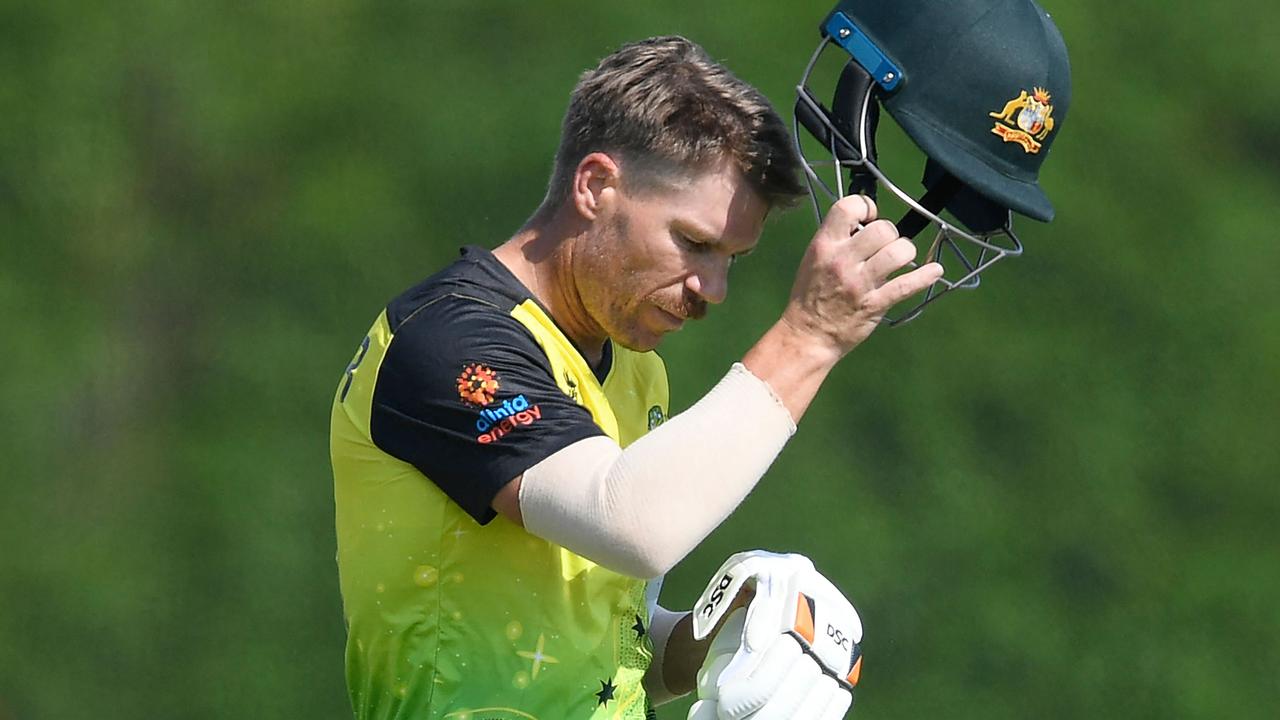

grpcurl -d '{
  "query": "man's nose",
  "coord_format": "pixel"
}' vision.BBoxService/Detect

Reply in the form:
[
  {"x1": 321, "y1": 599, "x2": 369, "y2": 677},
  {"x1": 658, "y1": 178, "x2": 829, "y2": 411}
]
[{"x1": 686, "y1": 261, "x2": 729, "y2": 305}]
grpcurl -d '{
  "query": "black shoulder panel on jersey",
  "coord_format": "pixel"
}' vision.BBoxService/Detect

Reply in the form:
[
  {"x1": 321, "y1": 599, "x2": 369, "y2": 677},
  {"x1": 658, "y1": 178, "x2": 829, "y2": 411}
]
[
  {"x1": 386, "y1": 246, "x2": 526, "y2": 331},
  {"x1": 370, "y1": 258, "x2": 606, "y2": 525}
]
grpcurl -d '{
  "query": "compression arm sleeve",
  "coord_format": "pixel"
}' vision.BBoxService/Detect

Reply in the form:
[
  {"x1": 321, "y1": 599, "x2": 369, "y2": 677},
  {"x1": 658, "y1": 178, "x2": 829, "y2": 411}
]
[
  {"x1": 518, "y1": 363, "x2": 797, "y2": 578},
  {"x1": 642, "y1": 605, "x2": 691, "y2": 706}
]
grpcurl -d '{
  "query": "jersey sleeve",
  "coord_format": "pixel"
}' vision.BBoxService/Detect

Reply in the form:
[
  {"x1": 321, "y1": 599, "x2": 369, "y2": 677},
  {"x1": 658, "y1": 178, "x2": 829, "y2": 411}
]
[{"x1": 368, "y1": 295, "x2": 606, "y2": 524}]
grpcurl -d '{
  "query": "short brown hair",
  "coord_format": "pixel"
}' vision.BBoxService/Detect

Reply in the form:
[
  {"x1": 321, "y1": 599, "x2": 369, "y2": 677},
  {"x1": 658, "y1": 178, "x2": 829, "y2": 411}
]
[{"x1": 543, "y1": 36, "x2": 805, "y2": 210}]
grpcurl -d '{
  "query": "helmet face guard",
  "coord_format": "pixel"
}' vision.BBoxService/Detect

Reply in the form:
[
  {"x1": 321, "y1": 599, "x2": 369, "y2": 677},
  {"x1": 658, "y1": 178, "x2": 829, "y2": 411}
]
[{"x1": 793, "y1": 32, "x2": 1025, "y2": 326}]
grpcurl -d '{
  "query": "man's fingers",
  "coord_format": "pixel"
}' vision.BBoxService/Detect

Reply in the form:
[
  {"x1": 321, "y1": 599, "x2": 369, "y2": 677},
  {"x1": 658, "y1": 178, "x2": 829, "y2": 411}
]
[
  {"x1": 846, "y1": 218, "x2": 900, "y2": 262},
  {"x1": 862, "y1": 236, "x2": 919, "y2": 283},
  {"x1": 872, "y1": 261, "x2": 944, "y2": 308},
  {"x1": 818, "y1": 194, "x2": 878, "y2": 241}
]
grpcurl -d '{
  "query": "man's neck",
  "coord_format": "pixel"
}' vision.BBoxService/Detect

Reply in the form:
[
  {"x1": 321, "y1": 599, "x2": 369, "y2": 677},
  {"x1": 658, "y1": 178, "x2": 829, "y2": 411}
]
[{"x1": 493, "y1": 209, "x2": 609, "y2": 368}]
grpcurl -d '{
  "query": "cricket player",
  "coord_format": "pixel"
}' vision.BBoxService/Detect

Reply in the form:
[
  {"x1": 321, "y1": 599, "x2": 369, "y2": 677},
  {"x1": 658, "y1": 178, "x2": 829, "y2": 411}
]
[{"x1": 331, "y1": 1, "x2": 1069, "y2": 717}]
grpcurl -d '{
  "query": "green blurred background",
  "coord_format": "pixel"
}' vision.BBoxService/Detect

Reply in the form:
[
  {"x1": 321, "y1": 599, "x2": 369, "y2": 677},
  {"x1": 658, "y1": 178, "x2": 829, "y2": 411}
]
[{"x1": 3, "y1": 1, "x2": 1277, "y2": 718}]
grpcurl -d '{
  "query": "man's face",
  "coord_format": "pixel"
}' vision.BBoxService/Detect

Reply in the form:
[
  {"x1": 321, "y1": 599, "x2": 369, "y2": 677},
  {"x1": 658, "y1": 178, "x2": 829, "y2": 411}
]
[{"x1": 576, "y1": 163, "x2": 770, "y2": 352}]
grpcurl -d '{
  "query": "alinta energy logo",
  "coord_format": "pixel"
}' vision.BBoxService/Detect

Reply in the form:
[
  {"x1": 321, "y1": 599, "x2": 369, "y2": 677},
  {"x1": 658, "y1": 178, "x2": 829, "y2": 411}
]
[
  {"x1": 456, "y1": 363, "x2": 544, "y2": 444},
  {"x1": 474, "y1": 394, "x2": 543, "y2": 444},
  {"x1": 456, "y1": 363, "x2": 500, "y2": 406}
]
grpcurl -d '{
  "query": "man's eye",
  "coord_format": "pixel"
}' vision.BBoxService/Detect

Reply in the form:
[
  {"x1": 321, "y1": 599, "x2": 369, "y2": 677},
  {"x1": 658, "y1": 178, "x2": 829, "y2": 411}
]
[{"x1": 677, "y1": 233, "x2": 710, "y2": 252}]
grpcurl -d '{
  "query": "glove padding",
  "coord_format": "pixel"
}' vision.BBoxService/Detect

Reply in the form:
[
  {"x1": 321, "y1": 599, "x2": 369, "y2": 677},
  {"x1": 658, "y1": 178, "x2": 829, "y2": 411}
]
[{"x1": 686, "y1": 551, "x2": 863, "y2": 720}]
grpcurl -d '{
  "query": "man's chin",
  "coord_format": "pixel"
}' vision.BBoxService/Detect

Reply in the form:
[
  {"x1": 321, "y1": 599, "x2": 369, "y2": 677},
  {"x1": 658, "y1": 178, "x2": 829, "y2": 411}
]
[
  {"x1": 607, "y1": 308, "x2": 690, "y2": 352},
  {"x1": 610, "y1": 327, "x2": 667, "y2": 353},
  {"x1": 611, "y1": 336, "x2": 660, "y2": 353}
]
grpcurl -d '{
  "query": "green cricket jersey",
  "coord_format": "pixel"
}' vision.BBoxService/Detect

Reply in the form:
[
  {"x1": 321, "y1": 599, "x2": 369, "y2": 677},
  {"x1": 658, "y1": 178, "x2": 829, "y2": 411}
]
[{"x1": 331, "y1": 246, "x2": 669, "y2": 719}]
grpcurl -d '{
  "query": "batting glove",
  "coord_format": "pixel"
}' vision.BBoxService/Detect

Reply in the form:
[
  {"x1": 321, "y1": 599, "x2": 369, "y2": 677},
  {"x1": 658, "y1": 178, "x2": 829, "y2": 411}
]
[{"x1": 686, "y1": 551, "x2": 863, "y2": 720}]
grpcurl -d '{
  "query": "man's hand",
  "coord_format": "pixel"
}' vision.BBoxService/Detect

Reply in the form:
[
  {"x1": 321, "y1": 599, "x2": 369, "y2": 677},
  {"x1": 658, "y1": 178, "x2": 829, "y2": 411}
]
[
  {"x1": 742, "y1": 195, "x2": 943, "y2": 423},
  {"x1": 783, "y1": 194, "x2": 943, "y2": 359},
  {"x1": 686, "y1": 551, "x2": 864, "y2": 720}
]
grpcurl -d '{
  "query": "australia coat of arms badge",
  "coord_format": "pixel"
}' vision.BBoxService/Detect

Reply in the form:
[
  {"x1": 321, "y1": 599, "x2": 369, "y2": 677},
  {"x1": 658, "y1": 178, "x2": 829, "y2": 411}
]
[{"x1": 989, "y1": 87, "x2": 1056, "y2": 154}]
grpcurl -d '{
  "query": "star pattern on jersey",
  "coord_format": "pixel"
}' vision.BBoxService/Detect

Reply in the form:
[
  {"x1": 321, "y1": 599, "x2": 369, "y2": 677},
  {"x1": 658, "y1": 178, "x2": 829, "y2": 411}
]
[
  {"x1": 515, "y1": 632, "x2": 560, "y2": 680},
  {"x1": 595, "y1": 677, "x2": 617, "y2": 707},
  {"x1": 632, "y1": 615, "x2": 646, "y2": 639}
]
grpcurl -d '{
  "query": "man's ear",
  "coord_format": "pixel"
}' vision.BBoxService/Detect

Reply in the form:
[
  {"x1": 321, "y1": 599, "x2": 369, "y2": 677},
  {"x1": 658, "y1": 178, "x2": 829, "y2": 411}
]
[{"x1": 571, "y1": 152, "x2": 621, "y2": 221}]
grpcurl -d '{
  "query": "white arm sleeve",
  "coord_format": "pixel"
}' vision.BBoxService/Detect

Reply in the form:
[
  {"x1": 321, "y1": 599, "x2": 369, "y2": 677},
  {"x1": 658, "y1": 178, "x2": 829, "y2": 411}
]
[
  {"x1": 518, "y1": 363, "x2": 796, "y2": 578},
  {"x1": 642, "y1": 605, "x2": 691, "y2": 706}
]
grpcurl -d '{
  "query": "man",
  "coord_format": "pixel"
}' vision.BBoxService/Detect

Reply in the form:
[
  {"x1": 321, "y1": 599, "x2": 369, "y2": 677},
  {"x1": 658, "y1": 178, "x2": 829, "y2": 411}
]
[
  {"x1": 331, "y1": 34, "x2": 932, "y2": 719},
  {"x1": 332, "y1": 1, "x2": 1069, "y2": 715}
]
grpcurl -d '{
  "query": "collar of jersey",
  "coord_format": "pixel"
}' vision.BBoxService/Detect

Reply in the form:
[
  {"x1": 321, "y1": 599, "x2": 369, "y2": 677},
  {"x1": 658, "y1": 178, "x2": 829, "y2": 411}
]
[{"x1": 462, "y1": 244, "x2": 615, "y2": 384}]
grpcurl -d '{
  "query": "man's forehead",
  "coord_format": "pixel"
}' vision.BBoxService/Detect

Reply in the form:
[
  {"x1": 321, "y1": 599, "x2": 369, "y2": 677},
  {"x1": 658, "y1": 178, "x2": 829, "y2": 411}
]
[{"x1": 669, "y1": 168, "x2": 769, "y2": 249}]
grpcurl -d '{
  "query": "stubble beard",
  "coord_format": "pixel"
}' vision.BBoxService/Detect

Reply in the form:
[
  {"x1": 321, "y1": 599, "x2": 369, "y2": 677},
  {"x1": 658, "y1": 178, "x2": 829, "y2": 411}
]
[{"x1": 578, "y1": 213, "x2": 662, "y2": 352}]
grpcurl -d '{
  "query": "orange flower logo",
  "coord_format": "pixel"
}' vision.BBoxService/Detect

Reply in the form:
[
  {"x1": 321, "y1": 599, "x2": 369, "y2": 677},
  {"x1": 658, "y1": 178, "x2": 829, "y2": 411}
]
[{"x1": 456, "y1": 363, "x2": 500, "y2": 406}]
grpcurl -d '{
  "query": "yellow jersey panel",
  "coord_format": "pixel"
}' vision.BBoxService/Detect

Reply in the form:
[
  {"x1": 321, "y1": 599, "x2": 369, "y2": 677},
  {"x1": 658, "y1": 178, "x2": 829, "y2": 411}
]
[{"x1": 332, "y1": 247, "x2": 669, "y2": 720}]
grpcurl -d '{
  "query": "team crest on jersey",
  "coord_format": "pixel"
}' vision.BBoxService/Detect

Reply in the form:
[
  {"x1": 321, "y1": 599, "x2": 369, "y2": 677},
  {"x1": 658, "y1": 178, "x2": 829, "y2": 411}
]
[
  {"x1": 456, "y1": 363, "x2": 500, "y2": 406},
  {"x1": 563, "y1": 371, "x2": 580, "y2": 403},
  {"x1": 647, "y1": 405, "x2": 666, "y2": 430},
  {"x1": 988, "y1": 87, "x2": 1056, "y2": 154}
]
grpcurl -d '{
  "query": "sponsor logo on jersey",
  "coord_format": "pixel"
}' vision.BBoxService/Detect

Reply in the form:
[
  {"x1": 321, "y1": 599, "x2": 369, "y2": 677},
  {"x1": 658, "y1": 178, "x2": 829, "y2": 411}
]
[
  {"x1": 456, "y1": 363, "x2": 500, "y2": 406},
  {"x1": 455, "y1": 364, "x2": 544, "y2": 443},
  {"x1": 476, "y1": 402, "x2": 542, "y2": 444},
  {"x1": 989, "y1": 87, "x2": 1055, "y2": 154},
  {"x1": 474, "y1": 394, "x2": 535, "y2": 432},
  {"x1": 647, "y1": 405, "x2": 666, "y2": 430}
]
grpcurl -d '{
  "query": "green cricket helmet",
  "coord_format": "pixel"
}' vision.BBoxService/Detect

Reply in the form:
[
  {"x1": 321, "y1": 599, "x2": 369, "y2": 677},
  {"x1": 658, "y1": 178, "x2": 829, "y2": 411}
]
[{"x1": 794, "y1": 0, "x2": 1072, "y2": 324}]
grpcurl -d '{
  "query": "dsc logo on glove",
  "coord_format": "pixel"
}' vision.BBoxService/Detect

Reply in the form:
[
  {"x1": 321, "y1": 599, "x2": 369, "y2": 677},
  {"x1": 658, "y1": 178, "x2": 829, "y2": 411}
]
[
  {"x1": 826, "y1": 623, "x2": 853, "y2": 651},
  {"x1": 700, "y1": 573, "x2": 734, "y2": 619}
]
